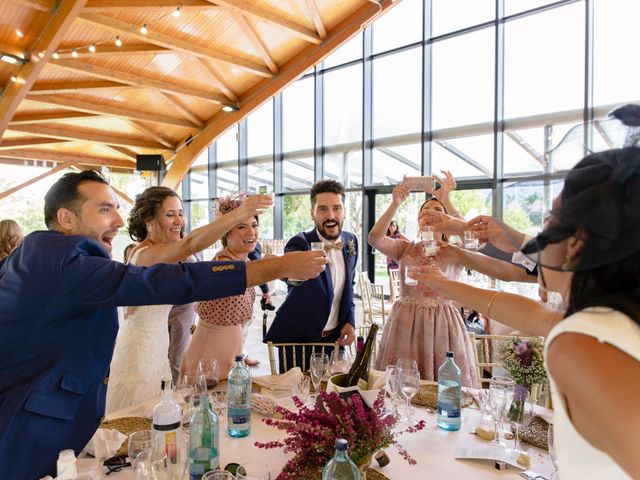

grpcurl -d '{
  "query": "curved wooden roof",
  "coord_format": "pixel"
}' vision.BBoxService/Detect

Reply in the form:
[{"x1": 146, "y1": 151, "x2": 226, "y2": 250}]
[{"x1": 0, "y1": 0, "x2": 397, "y2": 194}]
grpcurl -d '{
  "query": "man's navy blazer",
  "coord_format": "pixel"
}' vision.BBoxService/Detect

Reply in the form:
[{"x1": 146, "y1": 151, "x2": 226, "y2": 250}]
[
  {"x1": 263, "y1": 229, "x2": 358, "y2": 343},
  {"x1": 0, "y1": 231, "x2": 247, "y2": 479}
]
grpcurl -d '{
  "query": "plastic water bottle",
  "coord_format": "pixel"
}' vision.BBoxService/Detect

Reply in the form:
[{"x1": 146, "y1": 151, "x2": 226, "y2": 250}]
[
  {"x1": 322, "y1": 439, "x2": 360, "y2": 480},
  {"x1": 227, "y1": 355, "x2": 251, "y2": 438},
  {"x1": 152, "y1": 379, "x2": 183, "y2": 464},
  {"x1": 56, "y1": 449, "x2": 77, "y2": 480},
  {"x1": 189, "y1": 393, "x2": 219, "y2": 479},
  {"x1": 437, "y1": 351, "x2": 462, "y2": 431}
]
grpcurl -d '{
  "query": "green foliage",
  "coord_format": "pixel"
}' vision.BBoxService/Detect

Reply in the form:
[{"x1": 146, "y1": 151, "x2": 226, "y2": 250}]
[
  {"x1": 449, "y1": 189, "x2": 491, "y2": 217},
  {"x1": 504, "y1": 206, "x2": 535, "y2": 236},
  {"x1": 283, "y1": 194, "x2": 311, "y2": 238}
]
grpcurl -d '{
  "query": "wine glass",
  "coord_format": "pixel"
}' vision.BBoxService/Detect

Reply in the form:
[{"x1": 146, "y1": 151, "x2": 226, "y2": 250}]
[
  {"x1": 203, "y1": 471, "x2": 236, "y2": 480},
  {"x1": 292, "y1": 375, "x2": 310, "y2": 405},
  {"x1": 505, "y1": 391, "x2": 526, "y2": 458},
  {"x1": 237, "y1": 462, "x2": 271, "y2": 480},
  {"x1": 202, "y1": 359, "x2": 220, "y2": 390},
  {"x1": 488, "y1": 385, "x2": 509, "y2": 447},
  {"x1": 309, "y1": 353, "x2": 328, "y2": 398},
  {"x1": 399, "y1": 368, "x2": 420, "y2": 423},
  {"x1": 384, "y1": 365, "x2": 400, "y2": 416},
  {"x1": 128, "y1": 430, "x2": 155, "y2": 471},
  {"x1": 328, "y1": 350, "x2": 349, "y2": 376},
  {"x1": 396, "y1": 358, "x2": 419, "y2": 373},
  {"x1": 548, "y1": 425, "x2": 559, "y2": 479}
]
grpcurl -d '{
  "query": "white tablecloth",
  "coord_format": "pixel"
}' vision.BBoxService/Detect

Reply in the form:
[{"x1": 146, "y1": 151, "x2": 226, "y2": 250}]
[{"x1": 81, "y1": 392, "x2": 554, "y2": 479}]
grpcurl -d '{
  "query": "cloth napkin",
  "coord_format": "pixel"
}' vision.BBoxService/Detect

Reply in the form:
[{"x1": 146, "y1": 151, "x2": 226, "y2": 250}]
[
  {"x1": 252, "y1": 367, "x2": 303, "y2": 396},
  {"x1": 82, "y1": 428, "x2": 127, "y2": 459}
]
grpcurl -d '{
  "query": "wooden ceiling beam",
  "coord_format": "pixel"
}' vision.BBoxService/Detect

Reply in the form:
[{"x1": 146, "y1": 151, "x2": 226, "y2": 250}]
[
  {"x1": 104, "y1": 145, "x2": 138, "y2": 161},
  {"x1": 12, "y1": 0, "x2": 55, "y2": 12},
  {"x1": 163, "y1": 0, "x2": 399, "y2": 189},
  {"x1": 232, "y1": 12, "x2": 278, "y2": 75},
  {"x1": 83, "y1": 0, "x2": 215, "y2": 13},
  {"x1": 0, "y1": 138, "x2": 69, "y2": 150},
  {"x1": 128, "y1": 120, "x2": 176, "y2": 149},
  {"x1": 0, "y1": 148, "x2": 135, "y2": 169},
  {"x1": 30, "y1": 80, "x2": 132, "y2": 95},
  {"x1": 9, "y1": 124, "x2": 170, "y2": 150},
  {"x1": 50, "y1": 58, "x2": 236, "y2": 106},
  {"x1": 10, "y1": 112, "x2": 98, "y2": 124},
  {"x1": 0, "y1": 161, "x2": 75, "y2": 202},
  {"x1": 206, "y1": 0, "x2": 322, "y2": 45},
  {"x1": 0, "y1": 0, "x2": 89, "y2": 138},
  {"x1": 304, "y1": 0, "x2": 327, "y2": 40},
  {"x1": 27, "y1": 94, "x2": 196, "y2": 128},
  {"x1": 160, "y1": 93, "x2": 205, "y2": 128},
  {"x1": 79, "y1": 14, "x2": 273, "y2": 78},
  {"x1": 197, "y1": 59, "x2": 238, "y2": 102},
  {"x1": 0, "y1": 41, "x2": 24, "y2": 57},
  {"x1": 56, "y1": 44, "x2": 171, "y2": 58}
]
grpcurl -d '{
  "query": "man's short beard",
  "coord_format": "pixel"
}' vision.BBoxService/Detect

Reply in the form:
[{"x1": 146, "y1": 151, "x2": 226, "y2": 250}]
[{"x1": 316, "y1": 220, "x2": 343, "y2": 240}]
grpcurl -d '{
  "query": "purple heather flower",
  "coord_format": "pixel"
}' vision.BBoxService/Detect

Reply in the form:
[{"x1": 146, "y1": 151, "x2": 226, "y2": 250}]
[{"x1": 514, "y1": 340, "x2": 533, "y2": 366}]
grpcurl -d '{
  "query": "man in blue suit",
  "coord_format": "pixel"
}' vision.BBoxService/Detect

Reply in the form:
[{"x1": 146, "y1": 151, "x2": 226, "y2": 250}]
[
  {"x1": 0, "y1": 170, "x2": 326, "y2": 479},
  {"x1": 264, "y1": 180, "x2": 357, "y2": 372}
]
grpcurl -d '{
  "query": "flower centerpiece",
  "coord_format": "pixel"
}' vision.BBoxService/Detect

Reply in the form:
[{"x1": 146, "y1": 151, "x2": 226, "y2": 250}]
[
  {"x1": 497, "y1": 336, "x2": 547, "y2": 421},
  {"x1": 255, "y1": 390, "x2": 426, "y2": 480}
]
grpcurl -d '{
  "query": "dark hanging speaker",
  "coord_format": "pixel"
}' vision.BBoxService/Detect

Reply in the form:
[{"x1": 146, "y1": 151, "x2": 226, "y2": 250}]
[{"x1": 136, "y1": 154, "x2": 166, "y2": 171}]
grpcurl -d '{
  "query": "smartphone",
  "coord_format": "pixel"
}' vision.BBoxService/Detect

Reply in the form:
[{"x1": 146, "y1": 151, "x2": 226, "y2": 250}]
[{"x1": 403, "y1": 176, "x2": 435, "y2": 191}]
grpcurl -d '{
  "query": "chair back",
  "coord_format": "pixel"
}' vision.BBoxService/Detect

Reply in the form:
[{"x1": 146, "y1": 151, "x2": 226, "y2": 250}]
[
  {"x1": 389, "y1": 268, "x2": 400, "y2": 293},
  {"x1": 267, "y1": 341, "x2": 339, "y2": 375}
]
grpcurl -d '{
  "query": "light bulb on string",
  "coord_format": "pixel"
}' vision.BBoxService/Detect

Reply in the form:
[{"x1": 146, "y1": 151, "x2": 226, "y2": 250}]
[
  {"x1": 115, "y1": 35, "x2": 122, "y2": 47},
  {"x1": 52, "y1": 51, "x2": 59, "y2": 59},
  {"x1": 38, "y1": 51, "x2": 45, "y2": 58},
  {"x1": 89, "y1": 43, "x2": 96, "y2": 53},
  {"x1": 71, "y1": 49, "x2": 78, "y2": 58},
  {"x1": 16, "y1": 30, "x2": 24, "y2": 38},
  {"x1": 11, "y1": 75, "x2": 17, "y2": 82},
  {"x1": 173, "y1": 7, "x2": 181, "y2": 17},
  {"x1": 140, "y1": 24, "x2": 148, "y2": 35}
]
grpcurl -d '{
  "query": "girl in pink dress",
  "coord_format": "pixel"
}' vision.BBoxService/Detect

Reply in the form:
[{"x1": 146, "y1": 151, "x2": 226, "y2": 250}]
[
  {"x1": 368, "y1": 180, "x2": 478, "y2": 387},
  {"x1": 180, "y1": 195, "x2": 259, "y2": 380}
]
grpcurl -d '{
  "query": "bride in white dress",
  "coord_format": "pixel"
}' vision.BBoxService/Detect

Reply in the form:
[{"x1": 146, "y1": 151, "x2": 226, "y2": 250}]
[{"x1": 105, "y1": 187, "x2": 271, "y2": 414}]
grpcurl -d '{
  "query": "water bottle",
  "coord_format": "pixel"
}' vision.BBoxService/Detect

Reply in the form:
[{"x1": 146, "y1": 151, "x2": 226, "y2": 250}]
[
  {"x1": 227, "y1": 355, "x2": 251, "y2": 438},
  {"x1": 189, "y1": 394, "x2": 219, "y2": 479},
  {"x1": 56, "y1": 449, "x2": 77, "y2": 480},
  {"x1": 321, "y1": 439, "x2": 360, "y2": 480},
  {"x1": 152, "y1": 379, "x2": 183, "y2": 464},
  {"x1": 437, "y1": 351, "x2": 462, "y2": 431}
]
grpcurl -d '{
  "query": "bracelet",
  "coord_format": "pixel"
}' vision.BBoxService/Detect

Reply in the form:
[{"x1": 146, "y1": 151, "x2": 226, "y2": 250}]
[{"x1": 486, "y1": 290, "x2": 502, "y2": 318}]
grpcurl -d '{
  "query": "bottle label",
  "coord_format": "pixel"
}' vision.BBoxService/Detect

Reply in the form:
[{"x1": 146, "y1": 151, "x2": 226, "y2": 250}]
[{"x1": 229, "y1": 409, "x2": 250, "y2": 425}]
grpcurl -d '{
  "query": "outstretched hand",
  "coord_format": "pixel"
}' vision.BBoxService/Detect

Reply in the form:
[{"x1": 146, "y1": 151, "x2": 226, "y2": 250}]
[
  {"x1": 280, "y1": 250, "x2": 328, "y2": 281},
  {"x1": 426, "y1": 170, "x2": 456, "y2": 202},
  {"x1": 407, "y1": 264, "x2": 451, "y2": 297},
  {"x1": 466, "y1": 215, "x2": 525, "y2": 253},
  {"x1": 418, "y1": 209, "x2": 466, "y2": 235},
  {"x1": 241, "y1": 194, "x2": 273, "y2": 217},
  {"x1": 392, "y1": 181, "x2": 410, "y2": 206}
]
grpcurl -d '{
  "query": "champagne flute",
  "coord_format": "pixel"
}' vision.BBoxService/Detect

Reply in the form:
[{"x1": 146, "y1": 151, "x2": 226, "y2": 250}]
[
  {"x1": 309, "y1": 353, "x2": 328, "y2": 398},
  {"x1": 491, "y1": 376, "x2": 515, "y2": 438},
  {"x1": 548, "y1": 425, "x2": 559, "y2": 479},
  {"x1": 488, "y1": 385, "x2": 508, "y2": 447},
  {"x1": 384, "y1": 365, "x2": 400, "y2": 416},
  {"x1": 506, "y1": 393, "x2": 526, "y2": 458},
  {"x1": 399, "y1": 368, "x2": 420, "y2": 423}
]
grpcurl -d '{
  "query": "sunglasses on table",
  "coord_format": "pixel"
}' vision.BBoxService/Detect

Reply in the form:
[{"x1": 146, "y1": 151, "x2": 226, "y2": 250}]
[{"x1": 104, "y1": 455, "x2": 132, "y2": 475}]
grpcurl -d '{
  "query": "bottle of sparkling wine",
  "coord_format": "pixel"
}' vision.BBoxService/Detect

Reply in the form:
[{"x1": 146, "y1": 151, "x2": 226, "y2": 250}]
[{"x1": 342, "y1": 324, "x2": 378, "y2": 389}]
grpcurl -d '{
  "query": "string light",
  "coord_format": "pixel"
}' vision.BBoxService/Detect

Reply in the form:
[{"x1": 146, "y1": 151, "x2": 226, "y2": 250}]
[
  {"x1": 89, "y1": 43, "x2": 96, "y2": 53},
  {"x1": 71, "y1": 48, "x2": 78, "y2": 58},
  {"x1": 115, "y1": 35, "x2": 122, "y2": 47},
  {"x1": 140, "y1": 24, "x2": 148, "y2": 35},
  {"x1": 38, "y1": 51, "x2": 45, "y2": 58},
  {"x1": 52, "y1": 51, "x2": 59, "y2": 59},
  {"x1": 173, "y1": 7, "x2": 181, "y2": 18},
  {"x1": 10, "y1": 75, "x2": 17, "y2": 82},
  {"x1": 16, "y1": 30, "x2": 24, "y2": 38}
]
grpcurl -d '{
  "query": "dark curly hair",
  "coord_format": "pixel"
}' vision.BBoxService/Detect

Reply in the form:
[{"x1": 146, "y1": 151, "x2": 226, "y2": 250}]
[
  {"x1": 310, "y1": 180, "x2": 345, "y2": 207},
  {"x1": 128, "y1": 186, "x2": 180, "y2": 242}
]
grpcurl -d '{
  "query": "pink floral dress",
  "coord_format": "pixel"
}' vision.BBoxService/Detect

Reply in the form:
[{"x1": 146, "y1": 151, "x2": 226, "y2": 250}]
[{"x1": 371, "y1": 236, "x2": 478, "y2": 387}]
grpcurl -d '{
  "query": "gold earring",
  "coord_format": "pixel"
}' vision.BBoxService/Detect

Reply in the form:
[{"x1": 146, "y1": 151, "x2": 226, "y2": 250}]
[{"x1": 562, "y1": 255, "x2": 573, "y2": 270}]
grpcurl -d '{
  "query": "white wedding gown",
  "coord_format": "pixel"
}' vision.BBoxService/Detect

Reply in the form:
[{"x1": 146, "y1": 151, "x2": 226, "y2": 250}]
[{"x1": 105, "y1": 248, "x2": 173, "y2": 415}]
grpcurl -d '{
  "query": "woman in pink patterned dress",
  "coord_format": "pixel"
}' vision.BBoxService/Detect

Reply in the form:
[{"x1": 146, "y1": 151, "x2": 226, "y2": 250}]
[
  {"x1": 180, "y1": 195, "x2": 260, "y2": 379},
  {"x1": 368, "y1": 180, "x2": 478, "y2": 387}
]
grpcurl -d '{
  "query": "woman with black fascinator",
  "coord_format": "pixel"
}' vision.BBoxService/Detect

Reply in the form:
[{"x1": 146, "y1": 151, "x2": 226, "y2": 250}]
[{"x1": 412, "y1": 106, "x2": 640, "y2": 479}]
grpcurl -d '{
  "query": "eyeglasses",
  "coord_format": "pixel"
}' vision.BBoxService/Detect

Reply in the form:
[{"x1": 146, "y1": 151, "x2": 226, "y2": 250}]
[{"x1": 104, "y1": 455, "x2": 131, "y2": 475}]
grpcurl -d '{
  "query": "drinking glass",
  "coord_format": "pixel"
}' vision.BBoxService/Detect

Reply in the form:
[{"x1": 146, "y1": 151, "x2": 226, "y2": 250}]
[
  {"x1": 478, "y1": 389, "x2": 492, "y2": 420},
  {"x1": 291, "y1": 375, "x2": 310, "y2": 405},
  {"x1": 309, "y1": 353, "x2": 328, "y2": 397},
  {"x1": 203, "y1": 471, "x2": 236, "y2": 480},
  {"x1": 491, "y1": 376, "x2": 515, "y2": 436},
  {"x1": 399, "y1": 369, "x2": 420, "y2": 422},
  {"x1": 384, "y1": 365, "x2": 400, "y2": 416},
  {"x1": 420, "y1": 228, "x2": 438, "y2": 257},
  {"x1": 404, "y1": 265, "x2": 418, "y2": 286},
  {"x1": 396, "y1": 358, "x2": 419, "y2": 373},
  {"x1": 488, "y1": 385, "x2": 508, "y2": 447},
  {"x1": 463, "y1": 231, "x2": 480, "y2": 251},
  {"x1": 328, "y1": 350, "x2": 349, "y2": 375},
  {"x1": 237, "y1": 462, "x2": 271, "y2": 480},
  {"x1": 310, "y1": 241, "x2": 324, "y2": 251},
  {"x1": 202, "y1": 359, "x2": 220, "y2": 390},
  {"x1": 548, "y1": 425, "x2": 559, "y2": 479},
  {"x1": 505, "y1": 394, "x2": 526, "y2": 458},
  {"x1": 128, "y1": 430, "x2": 155, "y2": 471}
]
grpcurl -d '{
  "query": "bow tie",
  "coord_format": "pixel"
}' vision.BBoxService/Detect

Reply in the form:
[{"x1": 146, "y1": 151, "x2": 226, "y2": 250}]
[{"x1": 324, "y1": 241, "x2": 343, "y2": 251}]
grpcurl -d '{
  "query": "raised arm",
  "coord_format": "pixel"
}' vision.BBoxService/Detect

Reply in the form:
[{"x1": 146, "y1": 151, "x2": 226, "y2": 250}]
[
  {"x1": 425, "y1": 170, "x2": 463, "y2": 219},
  {"x1": 466, "y1": 215, "x2": 526, "y2": 254},
  {"x1": 437, "y1": 242, "x2": 536, "y2": 283},
  {"x1": 245, "y1": 250, "x2": 328, "y2": 288},
  {"x1": 368, "y1": 182, "x2": 409, "y2": 248},
  {"x1": 411, "y1": 266, "x2": 561, "y2": 337},
  {"x1": 134, "y1": 194, "x2": 273, "y2": 267}
]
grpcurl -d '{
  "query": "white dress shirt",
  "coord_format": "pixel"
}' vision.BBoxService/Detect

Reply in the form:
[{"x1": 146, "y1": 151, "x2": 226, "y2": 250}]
[
  {"x1": 317, "y1": 230, "x2": 345, "y2": 332},
  {"x1": 511, "y1": 234, "x2": 537, "y2": 271}
]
